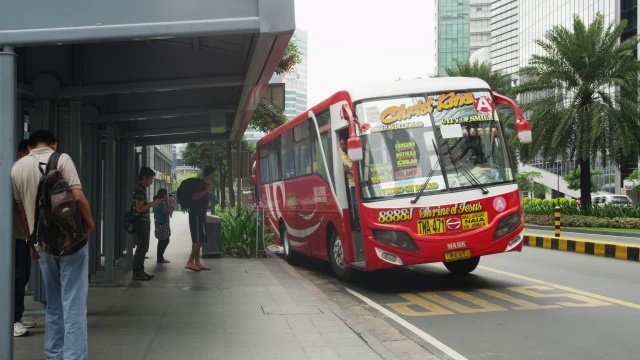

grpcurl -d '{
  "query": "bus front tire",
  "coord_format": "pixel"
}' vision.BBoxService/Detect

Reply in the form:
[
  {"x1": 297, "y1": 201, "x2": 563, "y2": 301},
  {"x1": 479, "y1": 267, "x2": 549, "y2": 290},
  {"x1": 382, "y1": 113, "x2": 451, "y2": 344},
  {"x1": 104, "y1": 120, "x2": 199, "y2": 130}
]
[
  {"x1": 329, "y1": 231, "x2": 354, "y2": 282},
  {"x1": 443, "y1": 256, "x2": 480, "y2": 275},
  {"x1": 281, "y1": 225, "x2": 298, "y2": 265}
]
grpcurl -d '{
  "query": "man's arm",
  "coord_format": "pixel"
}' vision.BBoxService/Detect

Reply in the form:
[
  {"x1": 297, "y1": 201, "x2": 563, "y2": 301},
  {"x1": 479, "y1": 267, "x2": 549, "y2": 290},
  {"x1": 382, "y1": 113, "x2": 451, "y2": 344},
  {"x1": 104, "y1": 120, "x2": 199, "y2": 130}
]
[
  {"x1": 136, "y1": 198, "x2": 161, "y2": 213},
  {"x1": 192, "y1": 184, "x2": 213, "y2": 201},
  {"x1": 15, "y1": 202, "x2": 30, "y2": 239},
  {"x1": 71, "y1": 189, "x2": 95, "y2": 234}
]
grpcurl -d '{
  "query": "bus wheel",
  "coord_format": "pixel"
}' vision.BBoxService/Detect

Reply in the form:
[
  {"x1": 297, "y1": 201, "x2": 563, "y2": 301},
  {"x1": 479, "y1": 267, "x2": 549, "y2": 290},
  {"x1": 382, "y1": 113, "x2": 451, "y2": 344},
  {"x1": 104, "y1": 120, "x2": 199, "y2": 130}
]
[
  {"x1": 329, "y1": 231, "x2": 353, "y2": 282},
  {"x1": 443, "y1": 257, "x2": 480, "y2": 275},
  {"x1": 281, "y1": 225, "x2": 298, "y2": 265}
]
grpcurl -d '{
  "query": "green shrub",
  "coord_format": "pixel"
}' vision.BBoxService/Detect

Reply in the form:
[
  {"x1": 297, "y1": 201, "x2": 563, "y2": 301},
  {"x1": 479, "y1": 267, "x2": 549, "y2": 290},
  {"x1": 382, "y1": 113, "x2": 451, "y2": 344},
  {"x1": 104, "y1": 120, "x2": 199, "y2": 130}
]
[
  {"x1": 525, "y1": 214, "x2": 640, "y2": 229},
  {"x1": 215, "y1": 205, "x2": 273, "y2": 258},
  {"x1": 569, "y1": 199, "x2": 577, "y2": 207},
  {"x1": 533, "y1": 198, "x2": 542, "y2": 205},
  {"x1": 523, "y1": 197, "x2": 531, "y2": 205}
]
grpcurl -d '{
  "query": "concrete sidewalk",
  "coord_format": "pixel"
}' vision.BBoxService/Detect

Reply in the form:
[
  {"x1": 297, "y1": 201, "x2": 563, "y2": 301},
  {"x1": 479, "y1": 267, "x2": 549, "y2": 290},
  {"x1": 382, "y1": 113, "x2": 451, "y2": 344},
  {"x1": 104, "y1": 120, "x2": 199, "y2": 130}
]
[{"x1": 15, "y1": 212, "x2": 384, "y2": 360}]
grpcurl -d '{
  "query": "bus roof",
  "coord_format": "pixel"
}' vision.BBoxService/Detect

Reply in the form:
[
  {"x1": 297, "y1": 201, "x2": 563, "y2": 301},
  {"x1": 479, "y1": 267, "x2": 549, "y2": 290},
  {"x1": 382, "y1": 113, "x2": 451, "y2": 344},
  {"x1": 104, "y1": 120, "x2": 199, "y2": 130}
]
[{"x1": 345, "y1": 77, "x2": 492, "y2": 102}]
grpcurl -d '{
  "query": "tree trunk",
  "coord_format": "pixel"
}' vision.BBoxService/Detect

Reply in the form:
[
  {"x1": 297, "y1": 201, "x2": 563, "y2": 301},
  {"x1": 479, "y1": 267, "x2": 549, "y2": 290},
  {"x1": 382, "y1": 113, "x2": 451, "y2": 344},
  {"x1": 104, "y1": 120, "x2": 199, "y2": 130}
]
[
  {"x1": 579, "y1": 159, "x2": 592, "y2": 212},
  {"x1": 227, "y1": 141, "x2": 235, "y2": 207}
]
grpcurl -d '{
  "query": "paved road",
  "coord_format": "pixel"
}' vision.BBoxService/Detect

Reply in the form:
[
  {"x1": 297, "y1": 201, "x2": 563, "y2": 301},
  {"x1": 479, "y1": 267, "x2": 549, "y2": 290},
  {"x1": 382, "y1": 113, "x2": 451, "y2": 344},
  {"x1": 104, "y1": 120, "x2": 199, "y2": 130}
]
[{"x1": 338, "y1": 244, "x2": 640, "y2": 360}]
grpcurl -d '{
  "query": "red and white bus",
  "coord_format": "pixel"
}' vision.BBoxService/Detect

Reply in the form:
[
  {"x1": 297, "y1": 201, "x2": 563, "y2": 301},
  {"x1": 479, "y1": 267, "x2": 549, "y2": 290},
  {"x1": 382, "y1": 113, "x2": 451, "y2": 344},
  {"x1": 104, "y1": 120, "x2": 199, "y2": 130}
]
[{"x1": 254, "y1": 78, "x2": 531, "y2": 280}]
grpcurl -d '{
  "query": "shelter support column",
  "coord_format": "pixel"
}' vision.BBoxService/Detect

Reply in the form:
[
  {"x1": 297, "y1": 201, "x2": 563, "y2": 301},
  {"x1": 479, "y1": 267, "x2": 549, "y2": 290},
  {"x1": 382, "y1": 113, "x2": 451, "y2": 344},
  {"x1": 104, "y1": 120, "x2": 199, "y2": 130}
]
[
  {"x1": 126, "y1": 138, "x2": 136, "y2": 269},
  {"x1": 0, "y1": 44, "x2": 16, "y2": 360},
  {"x1": 82, "y1": 122, "x2": 99, "y2": 276},
  {"x1": 103, "y1": 125, "x2": 120, "y2": 284}
]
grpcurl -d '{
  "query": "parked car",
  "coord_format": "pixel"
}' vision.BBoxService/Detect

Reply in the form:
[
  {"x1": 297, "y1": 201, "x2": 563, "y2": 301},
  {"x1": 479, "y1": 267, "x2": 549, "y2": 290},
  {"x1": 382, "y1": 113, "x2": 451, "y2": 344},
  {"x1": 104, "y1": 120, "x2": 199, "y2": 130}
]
[{"x1": 591, "y1": 195, "x2": 633, "y2": 207}]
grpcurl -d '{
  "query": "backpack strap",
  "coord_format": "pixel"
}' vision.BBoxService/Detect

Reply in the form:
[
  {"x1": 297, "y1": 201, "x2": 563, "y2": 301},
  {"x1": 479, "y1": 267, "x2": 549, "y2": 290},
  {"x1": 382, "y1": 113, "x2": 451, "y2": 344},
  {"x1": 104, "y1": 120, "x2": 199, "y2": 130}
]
[
  {"x1": 29, "y1": 152, "x2": 64, "y2": 246},
  {"x1": 47, "y1": 152, "x2": 62, "y2": 172}
]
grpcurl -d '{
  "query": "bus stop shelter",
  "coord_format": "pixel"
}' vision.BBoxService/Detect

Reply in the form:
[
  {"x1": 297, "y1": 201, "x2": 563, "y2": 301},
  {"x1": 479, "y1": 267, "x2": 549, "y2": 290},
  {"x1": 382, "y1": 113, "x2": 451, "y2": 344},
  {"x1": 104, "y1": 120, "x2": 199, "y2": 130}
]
[{"x1": 0, "y1": 0, "x2": 294, "y2": 356}]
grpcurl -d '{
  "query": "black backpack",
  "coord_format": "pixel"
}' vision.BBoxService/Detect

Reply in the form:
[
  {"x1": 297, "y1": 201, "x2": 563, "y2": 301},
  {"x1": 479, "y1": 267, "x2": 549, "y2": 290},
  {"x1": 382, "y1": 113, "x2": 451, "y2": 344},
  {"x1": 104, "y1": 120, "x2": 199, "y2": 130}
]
[
  {"x1": 30, "y1": 152, "x2": 88, "y2": 256},
  {"x1": 177, "y1": 178, "x2": 203, "y2": 210}
]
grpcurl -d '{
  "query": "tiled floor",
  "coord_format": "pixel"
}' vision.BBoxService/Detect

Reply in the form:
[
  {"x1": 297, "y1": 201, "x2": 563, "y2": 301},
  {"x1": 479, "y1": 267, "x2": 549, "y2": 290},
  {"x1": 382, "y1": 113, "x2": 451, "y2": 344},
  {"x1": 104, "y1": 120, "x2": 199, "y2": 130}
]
[{"x1": 14, "y1": 212, "x2": 381, "y2": 360}]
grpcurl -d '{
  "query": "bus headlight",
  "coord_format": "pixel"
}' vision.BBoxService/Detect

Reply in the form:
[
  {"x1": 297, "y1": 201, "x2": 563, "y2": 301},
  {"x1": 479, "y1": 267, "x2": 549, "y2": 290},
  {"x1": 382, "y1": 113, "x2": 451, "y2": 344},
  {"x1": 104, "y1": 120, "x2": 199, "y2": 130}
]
[
  {"x1": 372, "y1": 230, "x2": 420, "y2": 252},
  {"x1": 493, "y1": 211, "x2": 522, "y2": 240}
]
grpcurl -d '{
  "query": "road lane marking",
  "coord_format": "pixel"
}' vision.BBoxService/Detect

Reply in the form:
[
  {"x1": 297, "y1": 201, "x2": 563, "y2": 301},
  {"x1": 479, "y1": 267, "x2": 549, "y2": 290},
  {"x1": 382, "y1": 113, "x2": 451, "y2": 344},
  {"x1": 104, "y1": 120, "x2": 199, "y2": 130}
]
[
  {"x1": 345, "y1": 287, "x2": 468, "y2": 360},
  {"x1": 479, "y1": 266, "x2": 640, "y2": 310},
  {"x1": 478, "y1": 289, "x2": 561, "y2": 310},
  {"x1": 419, "y1": 291, "x2": 508, "y2": 313}
]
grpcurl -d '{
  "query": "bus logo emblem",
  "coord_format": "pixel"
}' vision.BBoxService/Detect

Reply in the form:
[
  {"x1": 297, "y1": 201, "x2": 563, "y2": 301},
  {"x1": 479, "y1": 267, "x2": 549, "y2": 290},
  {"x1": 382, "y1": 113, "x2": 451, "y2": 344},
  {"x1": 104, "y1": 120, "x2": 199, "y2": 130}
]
[
  {"x1": 446, "y1": 218, "x2": 461, "y2": 230},
  {"x1": 493, "y1": 197, "x2": 506, "y2": 212}
]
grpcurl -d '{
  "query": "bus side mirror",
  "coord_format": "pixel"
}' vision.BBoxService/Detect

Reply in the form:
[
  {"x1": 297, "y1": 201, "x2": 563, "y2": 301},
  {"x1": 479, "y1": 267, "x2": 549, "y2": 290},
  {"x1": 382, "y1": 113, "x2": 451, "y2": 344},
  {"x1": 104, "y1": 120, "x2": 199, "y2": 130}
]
[
  {"x1": 347, "y1": 137, "x2": 363, "y2": 162},
  {"x1": 250, "y1": 175, "x2": 256, "y2": 185},
  {"x1": 492, "y1": 91, "x2": 532, "y2": 144}
]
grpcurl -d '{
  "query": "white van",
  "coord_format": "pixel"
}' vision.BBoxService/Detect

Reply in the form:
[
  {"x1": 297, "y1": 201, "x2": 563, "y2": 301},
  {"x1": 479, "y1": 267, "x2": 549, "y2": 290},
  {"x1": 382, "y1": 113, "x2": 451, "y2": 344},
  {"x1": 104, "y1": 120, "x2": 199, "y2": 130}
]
[{"x1": 591, "y1": 195, "x2": 633, "y2": 207}]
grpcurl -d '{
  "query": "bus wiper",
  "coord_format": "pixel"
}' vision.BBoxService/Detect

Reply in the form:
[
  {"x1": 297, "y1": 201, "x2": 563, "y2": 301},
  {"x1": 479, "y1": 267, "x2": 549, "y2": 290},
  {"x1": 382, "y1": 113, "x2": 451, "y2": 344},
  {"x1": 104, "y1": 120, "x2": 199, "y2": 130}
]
[
  {"x1": 451, "y1": 156, "x2": 489, "y2": 195},
  {"x1": 411, "y1": 139, "x2": 441, "y2": 204}
]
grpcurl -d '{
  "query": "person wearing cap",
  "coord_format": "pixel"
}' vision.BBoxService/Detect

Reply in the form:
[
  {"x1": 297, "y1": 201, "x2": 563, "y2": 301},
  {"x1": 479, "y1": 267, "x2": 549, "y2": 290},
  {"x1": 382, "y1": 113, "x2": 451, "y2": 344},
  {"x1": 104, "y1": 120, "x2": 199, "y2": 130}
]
[{"x1": 185, "y1": 165, "x2": 216, "y2": 271}]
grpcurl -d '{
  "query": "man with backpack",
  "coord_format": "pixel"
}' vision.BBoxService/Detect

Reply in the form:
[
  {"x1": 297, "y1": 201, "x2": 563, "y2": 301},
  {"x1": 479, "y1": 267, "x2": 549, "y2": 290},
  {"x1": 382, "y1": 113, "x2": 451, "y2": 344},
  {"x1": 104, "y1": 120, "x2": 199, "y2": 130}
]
[
  {"x1": 11, "y1": 130, "x2": 94, "y2": 360},
  {"x1": 178, "y1": 166, "x2": 215, "y2": 271}
]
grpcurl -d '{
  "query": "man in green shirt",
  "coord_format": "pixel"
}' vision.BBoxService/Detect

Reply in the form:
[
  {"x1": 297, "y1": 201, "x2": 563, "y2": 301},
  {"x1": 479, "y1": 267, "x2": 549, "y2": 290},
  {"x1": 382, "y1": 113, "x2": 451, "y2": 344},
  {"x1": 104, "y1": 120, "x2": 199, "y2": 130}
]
[{"x1": 132, "y1": 167, "x2": 163, "y2": 281}]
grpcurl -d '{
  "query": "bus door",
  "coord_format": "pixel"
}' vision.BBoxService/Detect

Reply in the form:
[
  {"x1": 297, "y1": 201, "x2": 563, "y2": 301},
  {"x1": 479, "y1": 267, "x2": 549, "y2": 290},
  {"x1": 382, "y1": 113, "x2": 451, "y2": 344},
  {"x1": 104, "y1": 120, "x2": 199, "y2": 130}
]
[{"x1": 328, "y1": 102, "x2": 366, "y2": 265}]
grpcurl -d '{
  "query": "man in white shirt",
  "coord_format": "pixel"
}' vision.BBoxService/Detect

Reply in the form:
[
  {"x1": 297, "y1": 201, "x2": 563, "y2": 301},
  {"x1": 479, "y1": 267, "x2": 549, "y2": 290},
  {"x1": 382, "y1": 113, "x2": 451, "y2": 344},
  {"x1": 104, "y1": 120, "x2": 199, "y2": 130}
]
[{"x1": 12, "y1": 130, "x2": 94, "y2": 360}]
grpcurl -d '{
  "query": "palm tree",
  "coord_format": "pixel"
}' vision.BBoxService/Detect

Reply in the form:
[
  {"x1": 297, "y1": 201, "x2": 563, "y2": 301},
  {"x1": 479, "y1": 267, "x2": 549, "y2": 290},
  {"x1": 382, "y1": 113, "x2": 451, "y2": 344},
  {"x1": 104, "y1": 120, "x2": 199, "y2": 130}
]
[
  {"x1": 445, "y1": 60, "x2": 513, "y2": 94},
  {"x1": 512, "y1": 13, "x2": 640, "y2": 210}
]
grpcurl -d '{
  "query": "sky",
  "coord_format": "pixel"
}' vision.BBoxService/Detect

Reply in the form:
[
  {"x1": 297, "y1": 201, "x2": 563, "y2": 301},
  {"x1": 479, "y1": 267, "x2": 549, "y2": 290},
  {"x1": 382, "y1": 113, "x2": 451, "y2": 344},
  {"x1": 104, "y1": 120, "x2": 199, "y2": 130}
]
[{"x1": 294, "y1": 0, "x2": 437, "y2": 105}]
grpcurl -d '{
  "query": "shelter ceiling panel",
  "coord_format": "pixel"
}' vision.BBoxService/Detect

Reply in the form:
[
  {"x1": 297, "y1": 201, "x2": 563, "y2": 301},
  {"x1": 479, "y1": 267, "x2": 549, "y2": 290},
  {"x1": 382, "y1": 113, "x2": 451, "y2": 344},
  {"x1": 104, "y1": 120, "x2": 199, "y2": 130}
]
[
  {"x1": 82, "y1": 87, "x2": 237, "y2": 114},
  {"x1": 0, "y1": 0, "x2": 259, "y2": 33}
]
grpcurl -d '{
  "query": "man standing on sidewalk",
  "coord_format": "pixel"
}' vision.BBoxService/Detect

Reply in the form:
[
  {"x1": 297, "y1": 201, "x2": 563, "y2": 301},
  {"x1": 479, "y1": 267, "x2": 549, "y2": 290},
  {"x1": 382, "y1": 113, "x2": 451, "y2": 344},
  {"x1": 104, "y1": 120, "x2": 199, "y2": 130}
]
[
  {"x1": 132, "y1": 167, "x2": 163, "y2": 281},
  {"x1": 13, "y1": 140, "x2": 35, "y2": 337},
  {"x1": 185, "y1": 165, "x2": 215, "y2": 271},
  {"x1": 12, "y1": 130, "x2": 94, "y2": 359}
]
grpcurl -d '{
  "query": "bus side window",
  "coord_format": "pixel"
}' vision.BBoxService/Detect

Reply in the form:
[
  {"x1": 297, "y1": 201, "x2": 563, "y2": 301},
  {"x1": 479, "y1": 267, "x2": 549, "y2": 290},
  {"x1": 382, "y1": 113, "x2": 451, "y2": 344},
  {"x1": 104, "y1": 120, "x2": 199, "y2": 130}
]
[
  {"x1": 282, "y1": 130, "x2": 295, "y2": 178},
  {"x1": 294, "y1": 120, "x2": 312, "y2": 177},
  {"x1": 259, "y1": 146, "x2": 270, "y2": 184}
]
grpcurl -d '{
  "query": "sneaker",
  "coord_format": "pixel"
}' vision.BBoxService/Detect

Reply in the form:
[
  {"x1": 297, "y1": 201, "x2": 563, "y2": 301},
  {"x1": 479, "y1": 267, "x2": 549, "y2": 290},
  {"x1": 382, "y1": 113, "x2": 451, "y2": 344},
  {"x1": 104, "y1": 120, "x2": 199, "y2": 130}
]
[
  {"x1": 14, "y1": 322, "x2": 28, "y2": 337},
  {"x1": 19, "y1": 320, "x2": 36, "y2": 328},
  {"x1": 143, "y1": 272, "x2": 155, "y2": 279},
  {"x1": 132, "y1": 273, "x2": 150, "y2": 281}
]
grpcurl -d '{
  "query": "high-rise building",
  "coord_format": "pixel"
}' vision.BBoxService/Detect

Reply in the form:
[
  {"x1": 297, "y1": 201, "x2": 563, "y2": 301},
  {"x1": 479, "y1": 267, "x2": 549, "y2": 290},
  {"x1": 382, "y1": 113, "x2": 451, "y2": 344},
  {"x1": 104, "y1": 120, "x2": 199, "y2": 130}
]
[
  {"x1": 271, "y1": 29, "x2": 308, "y2": 120},
  {"x1": 490, "y1": 0, "x2": 519, "y2": 76},
  {"x1": 491, "y1": 0, "x2": 636, "y2": 196},
  {"x1": 436, "y1": 0, "x2": 492, "y2": 76},
  {"x1": 436, "y1": 0, "x2": 470, "y2": 76}
]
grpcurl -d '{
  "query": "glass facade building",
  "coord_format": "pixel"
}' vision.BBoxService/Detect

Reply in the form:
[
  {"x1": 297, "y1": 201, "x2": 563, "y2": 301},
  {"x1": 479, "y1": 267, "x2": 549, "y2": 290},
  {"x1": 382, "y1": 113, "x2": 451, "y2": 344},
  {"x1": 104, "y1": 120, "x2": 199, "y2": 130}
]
[
  {"x1": 491, "y1": 0, "x2": 519, "y2": 76},
  {"x1": 437, "y1": 0, "x2": 470, "y2": 76},
  {"x1": 491, "y1": 0, "x2": 638, "y2": 196},
  {"x1": 437, "y1": 0, "x2": 492, "y2": 75}
]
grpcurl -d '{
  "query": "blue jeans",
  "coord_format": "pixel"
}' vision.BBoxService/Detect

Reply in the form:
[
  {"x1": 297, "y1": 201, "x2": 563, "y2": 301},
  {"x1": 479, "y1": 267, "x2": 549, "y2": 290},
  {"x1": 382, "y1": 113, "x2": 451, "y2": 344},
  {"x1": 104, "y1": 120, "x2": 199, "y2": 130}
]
[{"x1": 38, "y1": 245, "x2": 89, "y2": 360}]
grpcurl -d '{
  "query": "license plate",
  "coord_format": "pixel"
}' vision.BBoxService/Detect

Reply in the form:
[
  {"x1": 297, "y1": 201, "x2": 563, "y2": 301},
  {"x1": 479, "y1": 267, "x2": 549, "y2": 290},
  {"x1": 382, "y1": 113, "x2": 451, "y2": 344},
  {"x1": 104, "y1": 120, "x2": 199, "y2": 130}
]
[
  {"x1": 417, "y1": 218, "x2": 446, "y2": 235},
  {"x1": 444, "y1": 249, "x2": 471, "y2": 262}
]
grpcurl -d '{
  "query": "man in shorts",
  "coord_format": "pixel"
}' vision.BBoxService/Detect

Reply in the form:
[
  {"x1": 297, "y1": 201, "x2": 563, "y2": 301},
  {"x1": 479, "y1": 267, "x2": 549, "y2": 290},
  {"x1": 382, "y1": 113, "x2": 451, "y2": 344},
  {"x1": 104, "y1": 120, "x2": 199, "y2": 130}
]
[{"x1": 185, "y1": 166, "x2": 215, "y2": 271}]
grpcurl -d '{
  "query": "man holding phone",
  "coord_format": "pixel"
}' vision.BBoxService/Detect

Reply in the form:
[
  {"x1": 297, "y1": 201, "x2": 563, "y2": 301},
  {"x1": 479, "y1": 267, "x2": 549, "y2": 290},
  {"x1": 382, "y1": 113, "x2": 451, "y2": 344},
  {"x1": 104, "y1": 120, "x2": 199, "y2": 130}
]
[{"x1": 185, "y1": 166, "x2": 215, "y2": 271}]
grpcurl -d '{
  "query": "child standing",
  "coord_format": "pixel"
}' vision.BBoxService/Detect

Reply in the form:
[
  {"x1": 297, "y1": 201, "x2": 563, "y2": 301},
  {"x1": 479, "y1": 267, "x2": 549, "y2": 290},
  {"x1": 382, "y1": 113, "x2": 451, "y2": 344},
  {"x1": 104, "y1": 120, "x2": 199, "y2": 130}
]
[{"x1": 153, "y1": 188, "x2": 172, "y2": 263}]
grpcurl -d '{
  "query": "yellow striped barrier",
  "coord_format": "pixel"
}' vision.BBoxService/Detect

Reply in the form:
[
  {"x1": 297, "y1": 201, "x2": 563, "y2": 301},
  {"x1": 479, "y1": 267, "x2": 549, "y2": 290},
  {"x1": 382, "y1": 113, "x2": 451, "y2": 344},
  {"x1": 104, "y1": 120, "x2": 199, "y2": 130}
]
[{"x1": 524, "y1": 234, "x2": 640, "y2": 262}]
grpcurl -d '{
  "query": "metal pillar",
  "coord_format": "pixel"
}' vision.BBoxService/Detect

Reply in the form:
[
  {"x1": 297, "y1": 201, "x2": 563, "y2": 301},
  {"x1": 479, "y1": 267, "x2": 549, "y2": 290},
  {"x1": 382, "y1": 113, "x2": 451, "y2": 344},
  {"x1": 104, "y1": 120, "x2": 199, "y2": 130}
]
[
  {"x1": 82, "y1": 123, "x2": 99, "y2": 276},
  {"x1": 93, "y1": 131, "x2": 105, "y2": 276},
  {"x1": 103, "y1": 126, "x2": 118, "y2": 284},
  {"x1": 126, "y1": 138, "x2": 136, "y2": 270},
  {"x1": 0, "y1": 44, "x2": 17, "y2": 360},
  {"x1": 68, "y1": 101, "x2": 82, "y2": 164},
  {"x1": 236, "y1": 141, "x2": 242, "y2": 206}
]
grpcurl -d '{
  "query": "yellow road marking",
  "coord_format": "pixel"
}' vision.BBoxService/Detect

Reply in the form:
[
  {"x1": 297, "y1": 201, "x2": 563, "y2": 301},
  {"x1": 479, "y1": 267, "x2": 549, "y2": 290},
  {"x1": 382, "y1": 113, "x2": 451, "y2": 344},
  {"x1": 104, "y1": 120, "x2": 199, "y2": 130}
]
[{"x1": 479, "y1": 266, "x2": 640, "y2": 310}]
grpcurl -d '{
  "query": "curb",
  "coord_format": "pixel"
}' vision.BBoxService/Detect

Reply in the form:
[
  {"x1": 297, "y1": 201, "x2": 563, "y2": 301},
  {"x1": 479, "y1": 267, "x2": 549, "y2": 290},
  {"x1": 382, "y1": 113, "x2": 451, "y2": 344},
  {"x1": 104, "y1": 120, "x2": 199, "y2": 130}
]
[{"x1": 523, "y1": 234, "x2": 640, "y2": 262}]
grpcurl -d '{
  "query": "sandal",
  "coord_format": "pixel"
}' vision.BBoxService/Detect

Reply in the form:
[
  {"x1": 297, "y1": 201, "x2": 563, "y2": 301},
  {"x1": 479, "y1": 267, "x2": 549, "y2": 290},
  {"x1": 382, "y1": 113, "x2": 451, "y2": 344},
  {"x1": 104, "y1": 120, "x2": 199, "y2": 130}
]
[
  {"x1": 157, "y1": 259, "x2": 171, "y2": 263},
  {"x1": 197, "y1": 264, "x2": 211, "y2": 270},
  {"x1": 185, "y1": 264, "x2": 200, "y2": 271}
]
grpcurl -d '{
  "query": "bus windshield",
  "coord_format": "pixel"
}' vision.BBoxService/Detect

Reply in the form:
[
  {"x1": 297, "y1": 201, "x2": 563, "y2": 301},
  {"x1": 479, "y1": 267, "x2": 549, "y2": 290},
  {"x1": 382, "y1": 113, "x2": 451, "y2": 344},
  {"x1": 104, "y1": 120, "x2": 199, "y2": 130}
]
[{"x1": 354, "y1": 90, "x2": 515, "y2": 201}]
